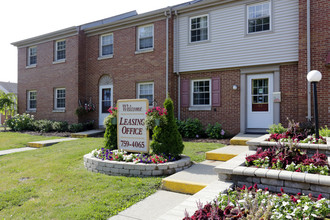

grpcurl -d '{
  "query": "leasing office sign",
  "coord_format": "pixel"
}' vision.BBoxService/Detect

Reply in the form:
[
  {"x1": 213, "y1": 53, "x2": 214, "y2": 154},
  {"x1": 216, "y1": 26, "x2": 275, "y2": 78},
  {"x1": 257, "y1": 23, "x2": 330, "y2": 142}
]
[{"x1": 117, "y1": 99, "x2": 149, "y2": 153}]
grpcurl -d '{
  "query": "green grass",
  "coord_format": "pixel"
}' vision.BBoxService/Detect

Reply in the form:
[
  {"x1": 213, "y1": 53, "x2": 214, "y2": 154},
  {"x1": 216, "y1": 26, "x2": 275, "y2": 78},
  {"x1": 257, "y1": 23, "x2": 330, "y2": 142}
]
[
  {"x1": 0, "y1": 138, "x2": 162, "y2": 219},
  {"x1": 183, "y1": 142, "x2": 225, "y2": 162},
  {"x1": 0, "y1": 132, "x2": 64, "y2": 151},
  {"x1": 0, "y1": 132, "x2": 224, "y2": 219}
]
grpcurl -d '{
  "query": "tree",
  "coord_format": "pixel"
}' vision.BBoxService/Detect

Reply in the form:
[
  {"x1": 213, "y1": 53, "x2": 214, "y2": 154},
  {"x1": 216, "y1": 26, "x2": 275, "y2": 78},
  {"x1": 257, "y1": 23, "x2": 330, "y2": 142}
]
[
  {"x1": 0, "y1": 91, "x2": 16, "y2": 131},
  {"x1": 150, "y1": 97, "x2": 184, "y2": 157}
]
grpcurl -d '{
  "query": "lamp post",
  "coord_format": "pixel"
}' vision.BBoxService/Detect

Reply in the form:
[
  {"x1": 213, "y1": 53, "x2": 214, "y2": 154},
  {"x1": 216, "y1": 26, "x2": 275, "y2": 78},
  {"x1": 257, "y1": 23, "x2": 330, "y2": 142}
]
[{"x1": 307, "y1": 70, "x2": 322, "y2": 139}]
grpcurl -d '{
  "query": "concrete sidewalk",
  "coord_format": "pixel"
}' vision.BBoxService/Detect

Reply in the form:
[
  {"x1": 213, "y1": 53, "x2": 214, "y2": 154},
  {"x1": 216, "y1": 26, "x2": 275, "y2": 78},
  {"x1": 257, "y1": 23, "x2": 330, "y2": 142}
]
[{"x1": 0, "y1": 147, "x2": 37, "y2": 156}]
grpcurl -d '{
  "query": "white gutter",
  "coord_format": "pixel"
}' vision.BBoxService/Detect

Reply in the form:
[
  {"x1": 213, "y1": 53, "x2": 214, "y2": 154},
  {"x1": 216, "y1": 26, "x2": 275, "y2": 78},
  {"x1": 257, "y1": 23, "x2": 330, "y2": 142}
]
[
  {"x1": 174, "y1": 10, "x2": 181, "y2": 120},
  {"x1": 307, "y1": 0, "x2": 311, "y2": 120},
  {"x1": 165, "y1": 9, "x2": 171, "y2": 98}
]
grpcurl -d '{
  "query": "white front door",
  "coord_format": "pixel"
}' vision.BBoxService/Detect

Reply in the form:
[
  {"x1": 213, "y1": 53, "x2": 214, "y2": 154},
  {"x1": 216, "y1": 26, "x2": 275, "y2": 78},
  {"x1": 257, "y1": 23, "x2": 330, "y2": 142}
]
[
  {"x1": 247, "y1": 74, "x2": 273, "y2": 129},
  {"x1": 99, "y1": 85, "x2": 113, "y2": 127}
]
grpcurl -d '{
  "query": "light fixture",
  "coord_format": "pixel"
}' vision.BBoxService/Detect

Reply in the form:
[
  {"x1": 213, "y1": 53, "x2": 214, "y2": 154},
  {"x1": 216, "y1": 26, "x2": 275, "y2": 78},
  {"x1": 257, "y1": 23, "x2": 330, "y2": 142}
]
[
  {"x1": 307, "y1": 70, "x2": 322, "y2": 139},
  {"x1": 232, "y1": 85, "x2": 238, "y2": 90}
]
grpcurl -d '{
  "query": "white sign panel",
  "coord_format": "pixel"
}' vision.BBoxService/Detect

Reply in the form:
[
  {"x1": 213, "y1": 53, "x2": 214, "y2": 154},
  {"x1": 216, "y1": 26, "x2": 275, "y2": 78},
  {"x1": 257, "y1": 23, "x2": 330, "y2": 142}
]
[{"x1": 117, "y1": 99, "x2": 149, "y2": 153}]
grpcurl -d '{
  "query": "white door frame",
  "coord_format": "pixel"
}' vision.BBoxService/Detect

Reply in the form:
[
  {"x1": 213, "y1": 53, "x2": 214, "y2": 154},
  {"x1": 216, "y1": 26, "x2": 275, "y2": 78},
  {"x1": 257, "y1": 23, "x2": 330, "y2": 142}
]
[
  {"x1": 99, "y1": 85, "x2": 113, "y2": 127},
  {"x1": 246, "y1": 73, "x2": 273, "y2": 129}
]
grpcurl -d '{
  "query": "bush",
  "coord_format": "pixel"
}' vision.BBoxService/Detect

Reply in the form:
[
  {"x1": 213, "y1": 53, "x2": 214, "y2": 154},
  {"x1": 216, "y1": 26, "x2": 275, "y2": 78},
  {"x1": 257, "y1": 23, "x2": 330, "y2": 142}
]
[
  {"x1": 320, "y1": 125, "x2": 330, "y2": 137},
  {"x1": 82, "y1": 120, "x2": 94, "y2": 131},
  {"x1": 175, "y1": 118, "x2": 185, "y2": 136},
  {"x1": 52, "y1": 121, "x2": 69, "y2": 132},
  {"x1": 181, "y1": 118, "x2": 204, "y2": 138},
  {"x1": 104, "y1": 116, "x2": 117, "y2": 150},
  {"x1": 150, "y1": 97, "x2": 184, "y2": 157},
  {"x1": 6, "y1": 114, "x2": 34, "y2": 131},
  {"x1": 68, "y1": 123, "x2": 84, "y2": 133},
  {"x1": 205, "y1": 123, "x2": 226, "y2": 139},
  {"x1": 267, "y1": 123, "x2": 286, "y2": 134},
  {"x1": 31, "y1": 120, "x2": 54, "y2": 132}
]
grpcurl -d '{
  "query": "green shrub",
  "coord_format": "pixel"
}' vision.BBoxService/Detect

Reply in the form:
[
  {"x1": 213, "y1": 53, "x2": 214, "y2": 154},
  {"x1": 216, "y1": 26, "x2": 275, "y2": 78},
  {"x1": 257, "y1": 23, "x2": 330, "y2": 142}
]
[
  {"x1": 150, "y1": 97, "x2": 184, "y2": 157},
  {"x1": 320, "y1": 126, "x2": 330, "y2": 137},
  {"x1": 32, "y1": 120, "x2": 54, "y2": 132},
  {"x1": 175, "y1": 118, "x2": 185, "y2": 136},
  {"x1": 205, "y1": 123, "x2": 226, "y2": 139},
  {"x1": 267, "y1": 123, "x2": 287, "y2": 134},
  {"x1": 104, "y1": 116, "x2": 117, "y2": 150},
  {"x1": 68, "y1": 123, "x2": 84, "y2": 133},
  {"x1": 82, "y1": 120, "x2": 94, "y2": 131},
  {"x1": 6, "y1": 114, "x2": 34, "y2": 131},
  {"x1": 181, "y1": 118, "x2": 204, "y2": 138},
  {"x1": 52, "y1": 121, "x2": 69, "y2": 132}
]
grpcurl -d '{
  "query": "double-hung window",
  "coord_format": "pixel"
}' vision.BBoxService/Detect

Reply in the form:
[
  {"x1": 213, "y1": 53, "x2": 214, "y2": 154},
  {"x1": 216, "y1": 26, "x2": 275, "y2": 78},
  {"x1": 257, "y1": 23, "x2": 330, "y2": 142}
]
[
  {"x1": 138, "y1": 82, "x2": 154, "y2": 106},
  {"x1": 28, "y1": 47, "x2": 37, "y2": 66},
  {"x1": 55, "y1": 40, "x2": 66, "y2": 61},
  {"x1": 27, "y1": 90, "x2": 37, "y2": 111},
  {"x1": 138, "y1": 24, "x2": 154, "y2": 50},
  {"x1": 100, "y1": 33, "x2": 113, "y2": 57},
  {"x1": 191, "y1": 79, "x2": 211, "y2": 106},
  {"x1": 247, "y1": 2, "x2": 271, "y2": 33},
  {"x1": 190, "y1": 15, "x2": 209, "y2": 43},
  {"x1": 54, "y1": 88, "x2": 66, "y2": 110}
]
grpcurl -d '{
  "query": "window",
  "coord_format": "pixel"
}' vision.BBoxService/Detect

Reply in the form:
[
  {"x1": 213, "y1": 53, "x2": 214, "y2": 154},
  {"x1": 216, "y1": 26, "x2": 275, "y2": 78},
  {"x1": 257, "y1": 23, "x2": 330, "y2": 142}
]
[
  {"x1": 27, "y1": 90, "x2": 37, "y2": 111},
  {"x1": 101, "y1": 88, "x2": 112, "y2": 113},
  {"x1": 247, "y1": 2, "x2": 270, "y2": 33},
  {"x1": 55, "y1": 40, "x2": 66, "y2": 61},
  {"x1": 100, "y1": 34, "x2": 113, "y2": 57},
  {"x1": 191, "y1": 79, "x2": 211, "y2": 106},
  {"x1": 28, "y1": 47, "x2": 37, "y2": 66},
  {"x1": 54, "y1": 88, "x2": 66, "y2": 109},
  {"x1": 138, "y1": 24, "x2": 154, "y2": 50},
  {"x1": 190, "y1": 15, "x2": 209, "y2": 42},
  {"x1": 138, "y1": 82, "x2": 154, "y2": 106}
]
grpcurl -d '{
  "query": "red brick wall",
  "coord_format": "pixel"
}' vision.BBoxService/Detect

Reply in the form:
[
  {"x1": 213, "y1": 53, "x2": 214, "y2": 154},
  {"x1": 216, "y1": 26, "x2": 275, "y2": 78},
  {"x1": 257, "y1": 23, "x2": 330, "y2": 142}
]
[
  {"x1": 179, "y1": 70, "x2": 241, "y2": 135},
  {"x1": 298, "y1": 0, "x2": 330, "y2": 127},
  {"x1": 279, "y1": 64, "x2": 299, "y2": 126},
  {"x1": 17, "y1": 35, "x2": 80, "y2": 124},
  {"x1": 83, "y1": 19, "x2": 170, "y2": 126}
]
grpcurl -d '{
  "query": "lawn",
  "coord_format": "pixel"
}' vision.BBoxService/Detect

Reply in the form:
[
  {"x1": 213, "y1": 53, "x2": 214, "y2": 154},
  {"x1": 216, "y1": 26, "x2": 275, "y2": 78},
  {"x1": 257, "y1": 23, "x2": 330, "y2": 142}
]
[
  {"x1": 0, "y1": 134, "x2": 225, "y2": 219},
  {"x1": 183, "y1": 142, "x2": 225, "y2": 162},
  {"x1": 0, "y1": 132, "x2": 64, "y2": 151}
]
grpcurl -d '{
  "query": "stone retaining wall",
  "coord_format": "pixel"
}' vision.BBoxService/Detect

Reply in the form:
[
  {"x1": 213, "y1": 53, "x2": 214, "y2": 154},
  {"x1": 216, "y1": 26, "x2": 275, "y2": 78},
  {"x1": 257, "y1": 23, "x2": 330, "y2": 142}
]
[
  {"x1": 214, "y1": 150, "x2": 330, "y2": 199},
  {"x1": 84, "y1": 153, "x2": 192, "y2": 177}
]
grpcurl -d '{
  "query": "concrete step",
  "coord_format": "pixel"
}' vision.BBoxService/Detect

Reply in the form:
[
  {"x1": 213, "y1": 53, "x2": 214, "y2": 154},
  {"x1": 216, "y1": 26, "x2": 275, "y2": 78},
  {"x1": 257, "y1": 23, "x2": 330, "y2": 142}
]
[
  {"x1": 205, "y1": 145, "x2": 249, "y2": 161},
  {"x1": 158, "y1": 181, "x2": 233, "y2": 220},
  {"x1": 27, "y1": 138, "x2": 78, "y2": 148},
  {"x1": 71, "y1": 129, "x2": 104, "y2": 138},
  {"x1": 161, "y1": 160, "x2": 223, "y2": 195},
  {"x1": 230, "y1": 133, "x2": 264, "y2": 145}
]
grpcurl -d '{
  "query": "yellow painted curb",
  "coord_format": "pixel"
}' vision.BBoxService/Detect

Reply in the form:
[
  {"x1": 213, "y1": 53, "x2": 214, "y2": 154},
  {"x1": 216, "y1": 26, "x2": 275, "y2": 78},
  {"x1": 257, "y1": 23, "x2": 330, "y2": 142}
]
[
  {"x1": 162, "y1": 179, "x2": 207, "y2": 195},
  {"x1": 229, "y1": 139, "x2": 248, "y2": 145},
  {"x1": 205, "y1": 152, "x2": 237, "y2": 161},
  {"x1": 27, "y1": 143, "x2": 44, "y2": 148},
  {"x1": 71, "y1": 134, "x2": 88, "y2": 138}
]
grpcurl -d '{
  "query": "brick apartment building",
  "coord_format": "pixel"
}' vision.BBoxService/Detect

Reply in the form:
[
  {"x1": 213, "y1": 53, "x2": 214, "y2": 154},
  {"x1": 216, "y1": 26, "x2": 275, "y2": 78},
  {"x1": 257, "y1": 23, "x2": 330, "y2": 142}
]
[{"x1": 12, "y1": 0, "x2": 329, "y2": 135}]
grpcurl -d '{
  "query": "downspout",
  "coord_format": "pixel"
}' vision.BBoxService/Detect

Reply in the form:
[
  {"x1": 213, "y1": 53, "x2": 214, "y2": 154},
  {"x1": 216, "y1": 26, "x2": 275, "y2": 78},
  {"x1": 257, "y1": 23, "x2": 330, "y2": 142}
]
[
  {"x1": 174, "y1": 10, "x2": 181, "y2": 120},
  {"x1": 307, "y1": 0, "x2": 311, "y2": 120},
  {"x1": 165, "y1": 9, "x2": 171, "y2": 98}
]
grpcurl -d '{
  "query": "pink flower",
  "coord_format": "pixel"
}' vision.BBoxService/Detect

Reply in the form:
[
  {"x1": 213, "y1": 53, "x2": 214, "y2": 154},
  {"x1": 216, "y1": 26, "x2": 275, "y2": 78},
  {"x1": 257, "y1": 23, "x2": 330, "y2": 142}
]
[
  {"x1": 317, "y1": 194, "x2": 323, "y2": 200},
  {"x1": 280, "y1": 187, "x2": 284, "y2": 194}
]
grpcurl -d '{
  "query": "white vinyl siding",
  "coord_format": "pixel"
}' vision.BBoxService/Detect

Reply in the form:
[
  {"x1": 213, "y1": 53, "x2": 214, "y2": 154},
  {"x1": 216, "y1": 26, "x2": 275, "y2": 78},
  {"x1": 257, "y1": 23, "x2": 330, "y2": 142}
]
[{"x1": 174, "y1": 0, "x2": 298, "y2": 73}]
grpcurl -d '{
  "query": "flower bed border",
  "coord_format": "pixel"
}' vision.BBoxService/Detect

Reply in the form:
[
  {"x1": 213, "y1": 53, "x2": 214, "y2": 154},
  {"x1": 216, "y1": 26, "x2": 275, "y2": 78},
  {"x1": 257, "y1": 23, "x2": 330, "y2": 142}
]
[
  {"x1": 214, "y1": 151, "x2": 330, "y2": 199},
  {"x1": 247, "y1": 134, "x2": 330, "y2": 156},
  {"x1": 84, "y1": 153, "x2": 192, "y2": 177}
]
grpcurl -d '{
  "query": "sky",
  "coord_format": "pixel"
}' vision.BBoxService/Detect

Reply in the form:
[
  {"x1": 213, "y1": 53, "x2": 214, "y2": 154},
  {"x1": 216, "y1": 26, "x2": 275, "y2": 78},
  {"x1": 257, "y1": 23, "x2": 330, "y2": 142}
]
[{"x1": 0, "y1": 0, "x2": 190, "y2": 83}]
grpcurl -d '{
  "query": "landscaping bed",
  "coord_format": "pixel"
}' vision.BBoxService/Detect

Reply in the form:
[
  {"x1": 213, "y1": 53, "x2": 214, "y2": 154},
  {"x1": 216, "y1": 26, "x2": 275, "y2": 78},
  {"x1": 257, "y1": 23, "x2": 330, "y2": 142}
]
[{"x1": 184, "y1": 185, "x2": 330, "y2": 219}]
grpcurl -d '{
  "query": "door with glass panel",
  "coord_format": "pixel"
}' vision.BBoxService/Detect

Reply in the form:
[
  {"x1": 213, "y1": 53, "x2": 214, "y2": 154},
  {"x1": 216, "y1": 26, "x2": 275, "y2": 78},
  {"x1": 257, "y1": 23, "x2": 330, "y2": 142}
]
[
  {"x1": 99, "y1": 85, "x2": 113, "y2": 127},
  {"x1": 247, "y1": 74, "x2": 273, "y2": 129}
]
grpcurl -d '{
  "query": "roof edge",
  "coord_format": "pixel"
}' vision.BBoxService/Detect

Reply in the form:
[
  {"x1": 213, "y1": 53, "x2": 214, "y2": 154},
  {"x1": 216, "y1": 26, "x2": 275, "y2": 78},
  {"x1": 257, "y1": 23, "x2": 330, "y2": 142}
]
[{"x1": 11, "y1": 26, "x2": 78, "y2": 48}]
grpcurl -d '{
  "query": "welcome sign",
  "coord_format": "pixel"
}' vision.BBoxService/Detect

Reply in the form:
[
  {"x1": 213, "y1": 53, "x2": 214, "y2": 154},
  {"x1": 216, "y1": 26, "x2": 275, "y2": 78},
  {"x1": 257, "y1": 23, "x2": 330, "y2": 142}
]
[{"x1": 117, "y1": 99, "x2": 149, "y2": 153}]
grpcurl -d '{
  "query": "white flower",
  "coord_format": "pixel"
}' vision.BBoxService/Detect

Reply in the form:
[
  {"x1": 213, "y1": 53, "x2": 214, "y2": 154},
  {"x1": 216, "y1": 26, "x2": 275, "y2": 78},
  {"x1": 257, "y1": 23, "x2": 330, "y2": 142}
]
[{"x1": 303, "y1": 205, "x2": 309, "y2": 211}]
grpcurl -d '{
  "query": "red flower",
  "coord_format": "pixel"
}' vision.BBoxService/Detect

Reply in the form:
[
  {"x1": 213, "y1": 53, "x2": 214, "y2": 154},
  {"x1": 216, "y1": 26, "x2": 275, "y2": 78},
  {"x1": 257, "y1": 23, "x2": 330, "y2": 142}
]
[
  {"x1": 248, "y1": 186, "x2": 253, "y2": 191},
  {"x1": 280, "y1": 187, "x2": 285, "y2": 194},
  {"x1": 264, "y1": 187, "x2": 269, "y2": 191},
  {"x1": 253, "y1": 183, "x2": 258, "y2": 190},
  {"x1": 317, "y1": 194, "x2": 323, "y2": 200}
]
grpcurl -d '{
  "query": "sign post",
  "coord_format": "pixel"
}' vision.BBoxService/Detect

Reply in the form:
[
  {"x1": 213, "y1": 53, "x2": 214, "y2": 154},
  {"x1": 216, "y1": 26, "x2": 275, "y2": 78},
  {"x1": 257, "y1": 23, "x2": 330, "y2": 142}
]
[{"x1": 117, "y1": 99, "x2": 149, "y2": 153}]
